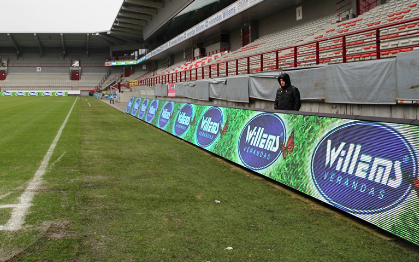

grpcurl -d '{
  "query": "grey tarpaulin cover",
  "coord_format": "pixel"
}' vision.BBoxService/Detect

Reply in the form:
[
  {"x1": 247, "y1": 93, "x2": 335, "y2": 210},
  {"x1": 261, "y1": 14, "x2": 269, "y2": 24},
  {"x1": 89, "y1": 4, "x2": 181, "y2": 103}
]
[
  {"x1": 209, "y1": 78, "x2": 227, "y2": 100},
  {"x1": 175, "y1": 82, "x2": 187, "y2": 97},
  {"x1": 226, "y1": 75, "x2": 249, "y2": 103},
  {"x1": 248, "y1": 72, "x2": 278, "y2": 101},
  {"x1": 249, "y1": 67, "x2": 326, "y2": 101},
  {"x1": 183, "y1": 81, "x2": 196, "y2": 99},
  {"x1": 325, "y1": 59, "x2": 396, "y2": 104},
  {"x1": 155, "y1": 83, "x2": 167, "y2": 97},
  {"x1": 286, "y1": 67, "x2": 326, "y2": 100},
  {"x1": 396, "y1": 50, "x2": 419, "y2": 100},
  {"x1": 195, "y1": 80, "x2": 210, "y2": 101}
]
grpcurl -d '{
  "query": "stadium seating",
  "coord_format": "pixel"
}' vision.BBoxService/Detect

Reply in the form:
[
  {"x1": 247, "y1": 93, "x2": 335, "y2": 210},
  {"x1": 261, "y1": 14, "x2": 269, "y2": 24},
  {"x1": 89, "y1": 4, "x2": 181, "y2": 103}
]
[
  {"x1": 141, "y1": 0, "x2": 419, "y2": 85},
  {"x1": 0, "y1": 54, "x2": 109, "y2": 90}
]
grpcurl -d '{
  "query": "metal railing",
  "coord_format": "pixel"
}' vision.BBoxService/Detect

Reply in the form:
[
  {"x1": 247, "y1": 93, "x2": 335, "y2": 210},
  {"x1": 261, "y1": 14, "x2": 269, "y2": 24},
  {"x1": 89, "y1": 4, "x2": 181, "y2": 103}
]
[{"x1": 140, "y1": 17, "x2": 419, "y2": 86}]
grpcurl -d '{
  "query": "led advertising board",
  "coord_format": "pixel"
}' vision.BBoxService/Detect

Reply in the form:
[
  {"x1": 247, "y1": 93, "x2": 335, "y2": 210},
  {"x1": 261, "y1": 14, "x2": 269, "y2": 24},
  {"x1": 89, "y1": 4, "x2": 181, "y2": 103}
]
[
  {"x1": 126, "y1": 97, "x2": 419, "y2": 246},
  {"x1": 0, "y1": 92, "x2": 68, "y2": 96}
]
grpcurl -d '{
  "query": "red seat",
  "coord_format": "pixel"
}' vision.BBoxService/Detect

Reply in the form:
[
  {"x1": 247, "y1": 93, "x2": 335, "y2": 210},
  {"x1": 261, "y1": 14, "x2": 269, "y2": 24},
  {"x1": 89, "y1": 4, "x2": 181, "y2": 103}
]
[
  {"x1": 401, "y1": 48, "x2": 413, "y2": 52},
  {"x1": 410, "y1": 4, "x2": 417, "y2": 8}
]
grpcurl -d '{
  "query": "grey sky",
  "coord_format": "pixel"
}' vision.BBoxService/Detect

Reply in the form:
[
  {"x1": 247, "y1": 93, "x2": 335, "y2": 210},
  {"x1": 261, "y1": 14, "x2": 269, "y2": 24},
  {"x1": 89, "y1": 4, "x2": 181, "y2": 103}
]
[{"x1": 0, "y1": 0, "x2": 124, "y2": 33}]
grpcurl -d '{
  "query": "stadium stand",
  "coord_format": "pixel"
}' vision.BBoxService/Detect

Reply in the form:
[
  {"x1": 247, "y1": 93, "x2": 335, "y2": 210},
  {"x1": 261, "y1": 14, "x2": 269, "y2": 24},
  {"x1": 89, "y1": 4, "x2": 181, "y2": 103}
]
[
  {"x1": 139, "y1": 0, "x2": 419, "y2": 84},
  {"x1": 0, "y1": 53, "x2": 110, "y2": 90}
]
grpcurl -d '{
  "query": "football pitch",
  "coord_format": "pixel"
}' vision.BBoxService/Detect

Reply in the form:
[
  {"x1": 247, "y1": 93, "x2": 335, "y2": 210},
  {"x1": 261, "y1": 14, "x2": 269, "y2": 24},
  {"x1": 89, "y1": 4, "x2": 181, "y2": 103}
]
[{"x1": 0, "y1": 96, "x2": 418, "y2": 261}]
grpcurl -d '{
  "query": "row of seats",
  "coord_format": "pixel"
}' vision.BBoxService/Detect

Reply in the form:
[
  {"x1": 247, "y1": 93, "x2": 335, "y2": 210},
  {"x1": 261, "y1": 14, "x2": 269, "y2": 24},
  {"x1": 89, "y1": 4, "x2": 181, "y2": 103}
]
[
  {"x1": 141, "y1": 0, "x2": 419, "y2": 83},
  {"x1": 0, "y1": 73, "x2": 106, "y2": 88},
  {"x1": 3, "y1": 54, "x2": 108, "y2": 67}
]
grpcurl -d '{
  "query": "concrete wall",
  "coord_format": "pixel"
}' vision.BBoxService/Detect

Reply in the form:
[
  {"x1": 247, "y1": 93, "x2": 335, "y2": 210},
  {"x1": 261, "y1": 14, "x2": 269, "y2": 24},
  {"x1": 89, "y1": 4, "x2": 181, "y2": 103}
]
[
  {"x1": 174, "y1": 51, "x2": 186, "y2": 65},
  {"x1": 229, "y1": 28, "x2": 242, "y2": 52},
  {"x1": 258, "y1": 0, "x2": 337, "y2": 38}
]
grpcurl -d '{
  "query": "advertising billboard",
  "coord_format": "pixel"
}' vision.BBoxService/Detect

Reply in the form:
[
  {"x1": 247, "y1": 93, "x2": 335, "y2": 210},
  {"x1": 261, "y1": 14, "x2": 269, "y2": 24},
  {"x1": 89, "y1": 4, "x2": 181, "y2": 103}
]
[
  {"x1": 0, "y1": 92, "x2": 68, "y2": 97},
  {"x1": 126, "y1": 97, "x2": 419, "y2": 246}
]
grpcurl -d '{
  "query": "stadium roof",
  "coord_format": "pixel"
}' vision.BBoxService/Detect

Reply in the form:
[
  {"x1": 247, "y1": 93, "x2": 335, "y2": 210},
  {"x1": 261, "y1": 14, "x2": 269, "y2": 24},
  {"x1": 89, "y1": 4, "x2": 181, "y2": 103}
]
[
  {"x1": 0, "y1": 0, "x2": 165, "y2": 52},
  {"x1": 0, "y1": 0, "x2": 313, "y2": 55}
]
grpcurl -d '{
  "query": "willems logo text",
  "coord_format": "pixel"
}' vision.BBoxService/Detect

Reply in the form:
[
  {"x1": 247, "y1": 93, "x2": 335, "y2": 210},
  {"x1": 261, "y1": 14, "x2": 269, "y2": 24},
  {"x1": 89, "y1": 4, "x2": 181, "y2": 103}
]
[
  {"x1": 138, "y1": 99, "x2": 149, "y2": 119},
  {"x1": 158, "y1": 101, "x2": 173, "y2": 129},
  {"x1": 238, "y1": 113, "x2": 286, "y2": 170},
  {"x1": 174, "y1": 104, "x2": 193, "y2": 137},
  {"x1": 196, "y1": 107, "x2": 223, "y2": 148},
  {"x1": 146, "y1": 100, "x2": 159, "y2": 123},
  {"x1": 311, "y1": 122, "x2": 416, "y2": 214},
  {"x1": 126, "y1": 97, "x2": 134, "y2": 113},
  {"x1": 131, "y1": 98, "x2": 142, "y2": 116}
]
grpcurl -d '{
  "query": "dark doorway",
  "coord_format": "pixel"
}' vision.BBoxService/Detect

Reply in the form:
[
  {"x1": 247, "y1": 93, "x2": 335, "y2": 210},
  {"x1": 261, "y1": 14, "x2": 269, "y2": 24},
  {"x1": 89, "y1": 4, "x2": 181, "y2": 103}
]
[
  {"x1": 358, "y1": 0, "x2": 377, "y2": 16},
  {"x1": 242, "y1": 26, "x2": 250, "y2": 47}
]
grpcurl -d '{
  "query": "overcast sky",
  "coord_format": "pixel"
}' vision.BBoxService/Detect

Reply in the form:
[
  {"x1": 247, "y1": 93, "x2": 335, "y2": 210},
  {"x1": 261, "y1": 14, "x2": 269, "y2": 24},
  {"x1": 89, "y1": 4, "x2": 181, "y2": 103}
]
[{"x1": 0, "y1": 0, "x2": 124, "y2": 33}]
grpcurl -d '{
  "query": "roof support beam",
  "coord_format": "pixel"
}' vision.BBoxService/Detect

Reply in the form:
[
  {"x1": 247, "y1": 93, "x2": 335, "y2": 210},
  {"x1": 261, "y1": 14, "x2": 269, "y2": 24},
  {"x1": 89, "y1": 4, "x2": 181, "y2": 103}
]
[
  {"x1": 124, "y1": 0, "x2": 164, "y2": 9},
  {"x1": 86, "y1": 34, "x2": 90, "y2": 56},
  {"x1": 121, "y1": 5, "x2": 157, "y2": 15},
  {"x1": 60, "y1": 33, "x2": 66, "y2": 57},
  {"x1": 113, "y1": 22, "x2": 143, "y2": 30},
  {"x1": 7, "y1": 33, "x2": 20, "y2": 58},
  {"x1": 108, "y1": 30, "x2": 143, "y2": 39},
  {"x1": 111, "y1": 26, "x2": 142, "y2": 35},
  {"x1": 98, "y1": 33, "x2": 124, "y2": 44},
  {"x1": 119, "y1": 11, "x2": 152, "y2": 21},
  {"x1": 109, "y1": 35, "x2": 141, "y2": 43},
  {"x1": 115, "y1": 17, "x2": 147, "y2": 26},
  {"x1": 93, "y1": 34, "x2": 113, "y2": 46},
  {"x1": 7, "y1": 34, "x2": 19, "y2": 52},
  {"x1": 34, "y1": 33, "x2": 43, "y2": 57}
]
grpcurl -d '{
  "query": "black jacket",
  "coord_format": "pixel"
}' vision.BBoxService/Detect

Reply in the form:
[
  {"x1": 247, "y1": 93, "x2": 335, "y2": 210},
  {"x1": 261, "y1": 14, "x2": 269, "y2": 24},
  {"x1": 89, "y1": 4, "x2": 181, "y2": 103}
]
[{"x1": 274, "y1": 73, "x2": 301, "y2": 111}]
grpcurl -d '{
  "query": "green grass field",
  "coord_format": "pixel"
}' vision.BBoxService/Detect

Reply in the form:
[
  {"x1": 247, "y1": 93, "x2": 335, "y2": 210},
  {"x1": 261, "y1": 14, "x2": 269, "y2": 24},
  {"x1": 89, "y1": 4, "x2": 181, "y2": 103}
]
[{"x1": 0, "y1": 96, "x2": 419, "y2": 261}]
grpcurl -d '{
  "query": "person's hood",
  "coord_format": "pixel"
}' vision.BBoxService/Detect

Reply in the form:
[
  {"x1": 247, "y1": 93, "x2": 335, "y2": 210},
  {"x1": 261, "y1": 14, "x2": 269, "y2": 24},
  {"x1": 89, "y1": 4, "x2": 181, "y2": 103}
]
[{"x1": 278, "y1": 72, "x2": 291, "y2": 87}]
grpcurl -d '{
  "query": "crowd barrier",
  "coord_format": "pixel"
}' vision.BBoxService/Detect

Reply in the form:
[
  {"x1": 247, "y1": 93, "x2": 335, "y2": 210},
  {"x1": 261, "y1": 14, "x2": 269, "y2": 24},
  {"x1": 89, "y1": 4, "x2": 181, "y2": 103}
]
[{"x1": 126, "y1": 96, "x2": 419, "y2": 245}]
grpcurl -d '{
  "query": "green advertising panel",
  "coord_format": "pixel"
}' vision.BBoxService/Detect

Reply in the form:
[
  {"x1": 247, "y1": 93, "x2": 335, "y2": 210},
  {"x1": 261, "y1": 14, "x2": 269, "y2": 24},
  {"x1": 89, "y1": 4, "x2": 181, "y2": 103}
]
[
  {"x1": 0, "y1": 91, "x2": 68, "y2": 97},
  {"x1": 126, "y1": 97, "x2": 419, "y2": 246}
]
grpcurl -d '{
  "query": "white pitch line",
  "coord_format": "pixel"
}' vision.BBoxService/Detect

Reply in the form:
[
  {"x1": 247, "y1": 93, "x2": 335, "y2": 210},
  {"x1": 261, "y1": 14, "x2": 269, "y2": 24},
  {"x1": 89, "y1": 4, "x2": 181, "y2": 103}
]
[
  {"x1": 88, "y1": 102, "x2": 91, "y2": 107},
  {"x1": 0, "y1": 97, "x2": 78, "y2": 231}
]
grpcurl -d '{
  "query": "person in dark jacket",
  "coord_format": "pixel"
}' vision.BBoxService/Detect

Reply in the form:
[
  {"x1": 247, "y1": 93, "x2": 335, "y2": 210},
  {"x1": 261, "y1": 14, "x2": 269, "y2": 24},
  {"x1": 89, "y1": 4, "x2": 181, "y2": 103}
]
[{"x1": 274, "y1": 72, "x2": 301, "y2": 111}]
